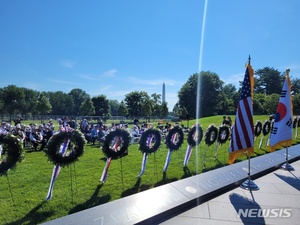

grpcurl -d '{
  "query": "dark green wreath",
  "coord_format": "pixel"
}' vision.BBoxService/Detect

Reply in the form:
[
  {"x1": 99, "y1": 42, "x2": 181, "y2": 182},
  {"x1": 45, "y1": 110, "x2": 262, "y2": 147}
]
[
  {"x1": 217, "y1": 125, "x2": 230, "y2": 144},
  {"x1": 254, "y1": 121, "x2": 262, "y2": 137},
  {"x1": 204, "y1": 124, "x2": 218, "y2": 146},
  {"x1": 0, "y1": 134, "x2": 24, "y2": 176},
  {"x1": 187, "y1": 124, "x2": 203, "y2": 147},
  {"x1": 293, "y1": 117, "x2": 298, "y2": 128},
  {"x1": 102, "y1": 128, "x2": 130, "y2": 159},
  {"x1": 46, "y1": 129, "x2": 86, "y2": 167},
  {"x1": 165, "y1": 126, "x2": 184, "y2": 151},
  {"x1": 262, "y1": 120, "x2": 271, "y2": 136},
  {"x1": 139, "y1": 128, "x2": 161, "y2": 154}
]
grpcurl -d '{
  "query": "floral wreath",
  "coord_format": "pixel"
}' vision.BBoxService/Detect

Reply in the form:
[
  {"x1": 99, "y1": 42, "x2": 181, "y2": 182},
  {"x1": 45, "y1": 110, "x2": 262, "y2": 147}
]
[
  {"x1": 293, "y1": 117, "x2": 298, "y2": 128},
  {"x1": 139, "y1": 128, "x2": 161, "y2": 154},
  {"x1": 262, "y1": 120, "x2": 271, "y2": 136},
  {"x1": 187, "y1": 124, "x2": 203, "y2": 147},
  {"x1": 254, "y1": 121, "x2": 262, "y2": 137},
  {"x1": 0, "y1": 134, "x2": 24, "y2": 176},
  {"x1": 165, "y1": 126, "x2": 184, "y2": 151},
  {"x1": 102, "y1": 128, "x2": 130, "y2": 159},
  {"x1": 204, "y1": 124, "x2": 218, "y2": 146},
  {"x1": 46, "y1": 129, "x2": 86, "y2": 167},
  {"x1": 217, "y1": 125, "x2": 230, "y2": 144}
]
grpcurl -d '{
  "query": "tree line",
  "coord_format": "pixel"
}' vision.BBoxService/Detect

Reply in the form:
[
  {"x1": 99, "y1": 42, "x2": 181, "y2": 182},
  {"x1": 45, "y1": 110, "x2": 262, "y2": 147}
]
[{"x1": 1, "y1": 67, "x2": 299, "y2": 119}]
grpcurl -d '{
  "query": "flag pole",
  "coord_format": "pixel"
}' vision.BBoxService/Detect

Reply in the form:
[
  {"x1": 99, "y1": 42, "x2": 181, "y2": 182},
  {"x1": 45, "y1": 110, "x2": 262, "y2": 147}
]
[
  {"x1": 240, "y1": 55, "x2": 259, "y2": 191},
  {"x1": 279, "y1": 69, "x2": 294, "y2": 171},
  {"x1": 281, "y1": 146, "x2": 294, "y2": 170},
  {"x1": 240, "y1": 151, "x2": 259, "y2": 190}
]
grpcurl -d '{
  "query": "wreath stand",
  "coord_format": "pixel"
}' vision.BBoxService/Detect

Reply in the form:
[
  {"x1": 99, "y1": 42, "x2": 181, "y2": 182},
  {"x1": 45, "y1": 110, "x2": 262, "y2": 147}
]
[
  {"x1": 163, "y1": 126, "x2": 184, "y2": 173},
  {"x1": 183, "y1": 124, "x2": 203, "y2": 167},
  {"x1": 100, "y1": 129, "x2": 130, "y2": 183},
  {"x1": 5, "y1": 174, "x2": 15, "y2": 204},
  {"x1": 281, "y1": 147, "x2": 294, "y2": 171},
  {"x1": 69, "y1": 163, "x2": 78, "y2": 202},
  {"x1": 240, "y1": 151, "x2": 259, "y2": 190},
  {"x1": 137, "y1": 129, "x2": 161, "y2": 178},
  {"x1": 203, "y1": 124, "x2": 218, "y2": 169},
  {"x1": 0, "y1": 134, "x2": 24, "y2": 204}
]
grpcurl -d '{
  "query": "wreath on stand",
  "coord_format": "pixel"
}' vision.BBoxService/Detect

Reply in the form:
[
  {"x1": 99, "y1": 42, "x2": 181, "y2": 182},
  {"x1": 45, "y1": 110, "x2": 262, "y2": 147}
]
[
  {"x1": 46, "y1": 129, "x2": 86, "y2": 167},
  {"x1": 204, "y1": 124, "x2": 218, "y2": 146},
  {"x1": 262, "y1": 120, "x2": 271, "y2": 136},
  {"x1": 102, "y1": 128, "x2": 130, "y2": 159},
  {"x1": 0, "y1": 134, "x2": 24, "y2": 176},
  {"x1": 254, "y1": 121, "x2": 262, "y2": 137},
  {"x1": 217, "y1": 125, "x2": 230, "y2": 144},
  {"x1": 293, "y1": 117, "x2": 298, "y2": 128},
  {"x1": 139, "y1": 128, "x2": 161, "y2": 154},
  {"x1": 165, "y1": 126, "x2": 184, "y2": 151},
  {"x1": 187, "y1": 124, "x2": 203, "y2": 147}
]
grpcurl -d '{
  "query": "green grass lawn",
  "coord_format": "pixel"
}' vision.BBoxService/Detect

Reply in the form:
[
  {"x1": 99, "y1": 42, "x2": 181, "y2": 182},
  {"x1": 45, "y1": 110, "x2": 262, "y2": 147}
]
[{"x1": 1, "y1": 115, "x2": 299, "y2": 225}]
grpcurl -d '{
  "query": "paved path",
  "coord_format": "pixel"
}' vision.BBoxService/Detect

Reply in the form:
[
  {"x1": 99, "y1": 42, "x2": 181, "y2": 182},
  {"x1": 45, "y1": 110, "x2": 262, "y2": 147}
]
[{"x1": 159, "y1": 160, "x2": 300, "y2": 225}]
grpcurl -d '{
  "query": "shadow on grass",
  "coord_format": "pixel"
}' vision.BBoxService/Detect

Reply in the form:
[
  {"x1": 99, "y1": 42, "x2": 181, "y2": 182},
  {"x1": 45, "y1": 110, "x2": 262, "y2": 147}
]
[
  {"x1": 153, "y1": 172, "x2": 178, "y2": 187},
  {"x1": 182, "y1": 166, "x2": 195, "y2": 179},
  {"x1": 6, "y1": 201, "x2": 54, "y2": 225},
  {"x1": 69, "y1": 184, "x2": 111, "y2": 214},
  {"x1": 121, "y1": 178, "x2": 151, "y2": 197}
]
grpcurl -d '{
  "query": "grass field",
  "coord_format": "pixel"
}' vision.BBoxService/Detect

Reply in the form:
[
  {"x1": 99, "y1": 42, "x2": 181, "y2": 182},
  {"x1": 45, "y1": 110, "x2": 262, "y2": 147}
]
[{"x1": 1, "y1": 115, "x2": 299, "y2": 225}]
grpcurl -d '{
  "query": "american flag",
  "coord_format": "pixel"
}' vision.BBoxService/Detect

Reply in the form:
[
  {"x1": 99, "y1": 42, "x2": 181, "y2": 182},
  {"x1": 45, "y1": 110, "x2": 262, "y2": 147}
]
[{"x1": 228, "y1": 63, "x2": 254, "y2": 164}]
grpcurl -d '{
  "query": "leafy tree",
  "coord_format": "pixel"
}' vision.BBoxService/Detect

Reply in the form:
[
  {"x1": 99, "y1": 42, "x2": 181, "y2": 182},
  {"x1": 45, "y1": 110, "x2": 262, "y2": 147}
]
[
  {"x1": 36, "y1": 93, "x2": 52, "y2": 115},
  {"x1": 178, "y1": 71, "x2": 223, "y2": 118},
  {"x1": 47, "y1": 91, "x2": 75, "y2": 115},
  {"x1": 125, "y1": 91, "x2": 149, "y2": 118},
  {"x1": 108, "y1": 99, "x2": 120, "y2": 116},
  {"x1": 68, "y1": 89, "x2": 90, "y2": 115},
  {"x1": 21, "y1": 88, "x2": 39, "y2": 115},
  {"x1": 254, "y1": 67, "x2": 284, "y2": 95},
  {"x1": 160, "y1": 102, "x2": 169, "y2": 118},
  {"x1": 118, "y1": 100, "x2": 128, "y2": 119},
  {"x1": 151, "y1": 93, "x2": 163, "y2": 117},
  {"x1": 263, "y1": 93, "x2": 280, "y2": 114},
  {"x1": 253, "y1": 93, "x2": 266, "y2": 114},
  {"x1": 79, "y1": 98, "x2": 95, "y2": 116},
  {"x1": 142, "y1": 98, "x2": 153, "y2": 121},
  {"x1": 92, "y1": 95, "x2": 111, "y2": 117},
  {"x1": 292, "y1": 94, "x2": 300, "y2": 115},
  {"x1": 291, "y1": 78, "x2": 300, "y2": 95},
  {"x1": 0, "y1": 85, "x2": 25, "y2": 114}
]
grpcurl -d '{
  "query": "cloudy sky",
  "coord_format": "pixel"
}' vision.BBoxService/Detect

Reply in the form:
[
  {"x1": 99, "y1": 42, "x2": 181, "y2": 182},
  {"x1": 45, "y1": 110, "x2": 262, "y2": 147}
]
[{"x1": 1, "y1": 0, "x2": 299, "y2": 110}]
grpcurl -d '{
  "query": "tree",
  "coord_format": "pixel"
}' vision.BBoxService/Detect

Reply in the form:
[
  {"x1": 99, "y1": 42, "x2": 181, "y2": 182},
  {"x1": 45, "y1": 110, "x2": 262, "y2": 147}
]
[
  {"x1": 125, "y1": 91, "x2": 149, "y2": 118},
  {"x1": 292, "y1": 94, "x2": 300, "y2": 115},
  {"x1": 254, "y1": 67, "x2": 284, "y2": 95},
  {"x1": 36, "y1": 93, "x2": 52, "y2": 115},
  {"x1": 108, "y1": 99, "x2": 120, "y2": 116},
  {"x1": 160, "y1": 102, "x2": 169, "y2": 118},
  {"x1": 253, "y1": 93, "x2": 266, "y2": 115},
  {"x1": 118, "y1": 101, "x2": 128, "y2": 119},
  {"x1": 263, "y1": 93, "x2": 280, "y2": 114},
  {"x1": 79, "y1": 99, "x2": 95, "y2": 116},
  {"x1": 47, "y1": 91, "x2": 75, "y2": 115},
  {"x1": 92, "y1": 95, "x2": 111, "y2": 117},
  {"x1": 0, "y1": 85, "x2": 26, "y2": 114},
  {"x1": 68, "y1": 89, "x2": 90, "y2": 115},
  {"x1": 142, "y1": 99, "x2": 153, "y2": 121},
  {"x1": 291, "y1": 78, "x2": 300, "y2": 95},
  {"x1": 150, "y1": 93, "x2": 163, "y2": 117},
  {"x1": 21, "y1": 88, "x2": 39, "y2": 115},
  {"x1": 178, "y1": 71, "x2": 223, "y2": 118}
]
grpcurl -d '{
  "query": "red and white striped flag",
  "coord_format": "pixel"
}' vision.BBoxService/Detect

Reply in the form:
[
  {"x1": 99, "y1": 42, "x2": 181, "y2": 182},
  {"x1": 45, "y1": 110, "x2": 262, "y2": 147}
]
[
  {"x1": 268, "y1": 70, "x2": 293, "y2": 152},
  {"x1": 228, "y1": 62, "x2": 254, "y2": 164}
]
